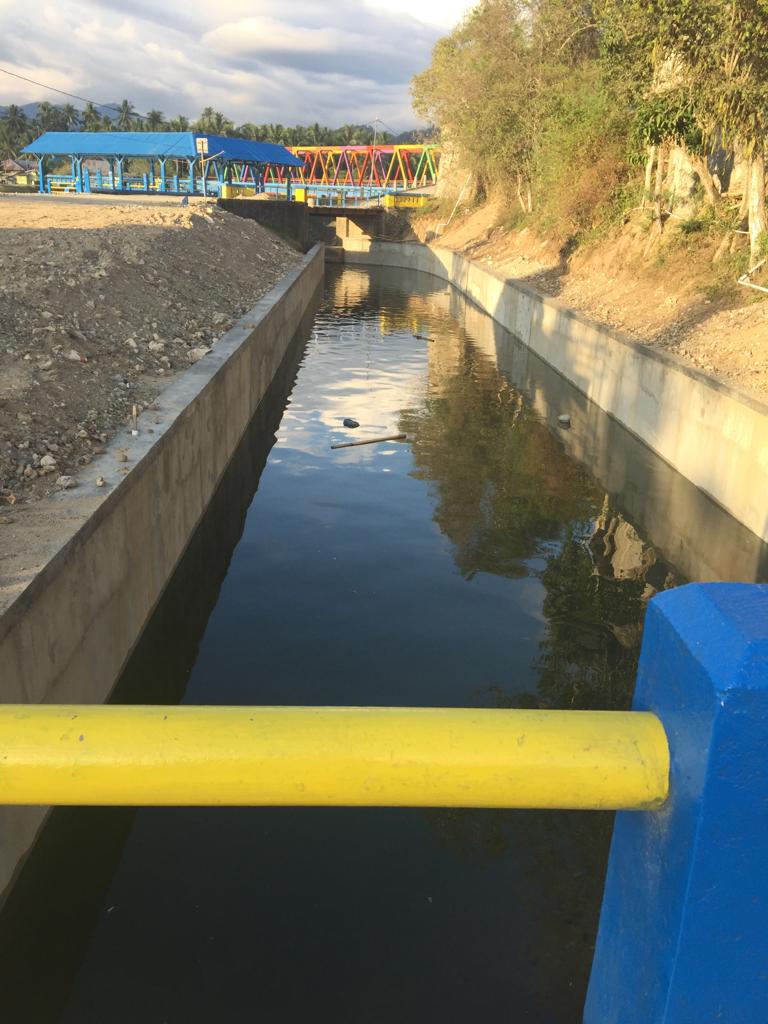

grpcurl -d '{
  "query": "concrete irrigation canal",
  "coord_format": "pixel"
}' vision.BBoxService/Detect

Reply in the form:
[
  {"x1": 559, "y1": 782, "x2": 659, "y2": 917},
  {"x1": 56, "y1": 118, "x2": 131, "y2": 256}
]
[{"x1": 1, "y1": 255, "x2": 767, "y2": 1022}]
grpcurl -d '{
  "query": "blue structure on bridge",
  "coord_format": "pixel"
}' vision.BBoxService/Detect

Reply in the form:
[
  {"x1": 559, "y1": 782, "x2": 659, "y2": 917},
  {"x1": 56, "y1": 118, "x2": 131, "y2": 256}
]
[
  {"x1": 586, "y1": 582, "x2": 768, "y2": 1023},
  {"x1": 22, "y1": 131, "x2": 303, "y2": 197}
]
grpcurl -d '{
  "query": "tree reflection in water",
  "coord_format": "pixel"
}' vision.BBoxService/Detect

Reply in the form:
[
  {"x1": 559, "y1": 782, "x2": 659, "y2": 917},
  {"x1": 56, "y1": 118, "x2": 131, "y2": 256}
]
[
  {"x1": 399, "y1": 323, "x2": 678, "y2": 713},
  {"x1": 400, "y1": 324, "x2": 679, "y2": 1015}
]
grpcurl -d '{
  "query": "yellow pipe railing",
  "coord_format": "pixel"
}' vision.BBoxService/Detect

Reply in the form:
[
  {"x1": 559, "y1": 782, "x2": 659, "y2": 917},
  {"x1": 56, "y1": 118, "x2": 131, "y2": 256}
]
[{"x1": 0, "y1": 705, "x2": 669, "y2": 809}]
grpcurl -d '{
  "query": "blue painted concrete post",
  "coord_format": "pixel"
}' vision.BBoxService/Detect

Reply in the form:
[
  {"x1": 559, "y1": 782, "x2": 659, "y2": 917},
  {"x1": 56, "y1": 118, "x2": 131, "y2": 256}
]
[
  {"x1": 37, "y1": 157, "x2": 44, "y2": 193},
  {"x1": 160, "y1": 158, "x2": 166, "y2": 192},
  {"x1": 585, "y1": 583, "x2": 768, "y2": 1024}
]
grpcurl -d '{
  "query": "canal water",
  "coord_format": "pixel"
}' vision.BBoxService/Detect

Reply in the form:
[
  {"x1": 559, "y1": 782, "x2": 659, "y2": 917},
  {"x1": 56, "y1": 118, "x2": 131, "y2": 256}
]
[{"x1": 1, "y1": 265, "x2": 765, "y2": 1023}]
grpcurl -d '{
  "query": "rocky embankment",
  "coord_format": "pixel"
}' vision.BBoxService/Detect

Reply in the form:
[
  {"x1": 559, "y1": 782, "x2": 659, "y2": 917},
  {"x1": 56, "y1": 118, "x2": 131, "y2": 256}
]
[{"x1": 0, "y1": 198, "x2": 300, "y2": 510}]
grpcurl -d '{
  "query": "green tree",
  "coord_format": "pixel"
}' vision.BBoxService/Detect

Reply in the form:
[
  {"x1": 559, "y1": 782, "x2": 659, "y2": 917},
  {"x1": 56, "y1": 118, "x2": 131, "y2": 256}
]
[
  {"x1": 597, "y1": 0, "x2": 768, "y2": 258},
  {"x1": 194, "y1": 107, "x2": 234, "y2": 134},
  {"x1": 0, "y1": 104, "x2": 33, "y2": 158},
  {"x1": 82, "y1": 102, "x2": 102, "y2": 131},
  {"x1": 34, "y1": 101, "x2": 61, "y2": 133},
  {"x1": 0, "y1": 121, "x2": 17, "y2": 160},
  {"x1": 167, "y1": 114, "x2": 190, "y2": 131},
  {"x1": 237, "y1": 122, "x2": 266, "y2": 141},
  {"x1": 116, "y1": 99, "x2": 135, "y2": 130},
  {"x1": 145, "y1": 109, "x2": 165, "y2": 130},
  {"x1": 61, "y1": 103, "x2": 80, "y2": 130}
]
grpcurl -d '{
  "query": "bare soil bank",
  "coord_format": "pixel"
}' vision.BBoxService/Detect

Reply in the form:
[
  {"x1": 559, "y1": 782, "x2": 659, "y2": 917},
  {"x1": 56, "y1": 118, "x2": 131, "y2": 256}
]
[
  {"x1": 0, "y1": 197, "x2": 300, "y2": 508},
  {"x1": 413, "y1": 201, "x2": 768, "y2": 402}
]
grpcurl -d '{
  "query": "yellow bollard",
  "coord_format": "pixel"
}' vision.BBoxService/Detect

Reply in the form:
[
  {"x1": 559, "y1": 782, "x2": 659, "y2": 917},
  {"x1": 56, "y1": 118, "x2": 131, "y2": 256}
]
[{"x1": 0, "y1": 705, "x2": 669, "y2": 809}]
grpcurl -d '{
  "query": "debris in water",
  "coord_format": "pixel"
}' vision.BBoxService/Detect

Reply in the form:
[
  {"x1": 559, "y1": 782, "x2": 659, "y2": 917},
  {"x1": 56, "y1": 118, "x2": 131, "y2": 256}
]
[
  {"x1": 331, "y1": 433, "x2": 407, "y2": 450},
  {"x1": 557, "y1": 414, "x2": 571, "y2": 428},
  {"x1": 342, "y1": 417, "x2": 360, "y2": 428},
  {"x1": 414, "y1": 333, "x2": 430, "y2": 341}
]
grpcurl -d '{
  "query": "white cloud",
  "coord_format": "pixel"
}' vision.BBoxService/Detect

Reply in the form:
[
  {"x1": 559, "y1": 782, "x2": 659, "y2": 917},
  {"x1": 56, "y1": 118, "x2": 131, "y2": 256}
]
[
  {"x1": 0, "y1": 0, "x2": 476, "y2": 126},
  {"x1": 364, "y1": 0, "x2": 474, "y2": 28}
]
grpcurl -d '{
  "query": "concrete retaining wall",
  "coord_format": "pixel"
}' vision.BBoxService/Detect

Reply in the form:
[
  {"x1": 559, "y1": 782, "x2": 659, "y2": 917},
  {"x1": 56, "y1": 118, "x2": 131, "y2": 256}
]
[
  {"x1": 341, "y1": 240, "x2": 768, "y2": 543},
  {"x1": 218, "y1": 198, "x2": 311, "y2": 252},
  {"x1": 0, "y1": 244, "x2": 324, "y2": 898}
]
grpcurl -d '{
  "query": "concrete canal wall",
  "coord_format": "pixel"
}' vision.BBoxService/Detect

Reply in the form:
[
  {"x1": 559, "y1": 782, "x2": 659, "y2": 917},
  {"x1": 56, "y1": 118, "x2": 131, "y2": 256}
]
[
  {"x1": 0, "y1": 243, "x2": 324, "y2": 898},
  {"x1": 340, "y1": 239, "x2": 768, "y2": 544}
]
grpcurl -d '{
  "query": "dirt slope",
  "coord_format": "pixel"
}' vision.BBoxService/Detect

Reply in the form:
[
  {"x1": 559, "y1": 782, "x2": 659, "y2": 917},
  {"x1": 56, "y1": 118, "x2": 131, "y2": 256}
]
[{"x1": 414, "y1": 200, "x2": 768, "y2": 404}]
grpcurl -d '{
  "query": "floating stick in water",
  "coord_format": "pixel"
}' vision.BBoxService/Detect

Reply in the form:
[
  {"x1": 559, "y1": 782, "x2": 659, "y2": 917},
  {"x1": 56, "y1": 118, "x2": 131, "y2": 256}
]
[{"x1": 330, "y1": 433, "x2": 407, "y2": 450}]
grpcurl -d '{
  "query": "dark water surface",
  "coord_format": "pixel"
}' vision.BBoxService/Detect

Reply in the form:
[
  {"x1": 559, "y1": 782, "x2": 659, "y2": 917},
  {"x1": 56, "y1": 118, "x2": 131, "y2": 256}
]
[{"x1": 2, "y1": 266, "x2": 765, "y2": 1023}]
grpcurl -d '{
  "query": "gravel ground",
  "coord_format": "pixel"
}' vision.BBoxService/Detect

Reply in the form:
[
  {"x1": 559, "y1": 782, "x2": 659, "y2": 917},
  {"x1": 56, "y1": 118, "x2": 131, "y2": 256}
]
[{"x1": 0, "y1": 196, "x2": 301, "y2": 509}]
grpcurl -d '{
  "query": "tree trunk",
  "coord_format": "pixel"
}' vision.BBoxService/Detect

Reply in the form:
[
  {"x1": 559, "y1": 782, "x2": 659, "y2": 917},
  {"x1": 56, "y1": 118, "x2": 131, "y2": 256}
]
[
  {"x1": 643, "y1": 145, "x2": 657, "y2": 208},
  {"x1": 738, "y1": 166, "x2": 750, "y2": 226},
  {"x1": 516, "y1": 172, "x2": 527, "y2": 214},
  {"x1": 691, "y1": 154, "x2": 720, "y2": 206},
  {"x1": 728, "y1": 164, "x2": 751, "y2": 255},
  {"x1": 748, "y1": 152, "x2": 768, "y2": 266},
  {"x1": 654, "y1": 144, "x2": 667, "y2": 230},
  {"x1": 526, "y1": 181, "x2": 533, "y2": 214}
]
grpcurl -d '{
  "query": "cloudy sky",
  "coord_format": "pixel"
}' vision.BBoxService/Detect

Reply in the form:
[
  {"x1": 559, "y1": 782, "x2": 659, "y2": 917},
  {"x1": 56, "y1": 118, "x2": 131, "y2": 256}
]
[{"x1": 0, "y1": 0, "x2": 474, "y2": 129}]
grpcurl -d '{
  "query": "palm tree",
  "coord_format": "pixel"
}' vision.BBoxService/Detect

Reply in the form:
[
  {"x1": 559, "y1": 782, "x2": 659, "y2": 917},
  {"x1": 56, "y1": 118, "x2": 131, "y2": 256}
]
[
  {"x1": 194, "y1": 107, "x2": 214, "y2": 131},
  {"x1": 168, "y1": 114, "x2": 190, "y2": 131},
  {"x1": 83, "y1": 102, "x2": 101, "y2": 131},
  {"x1": 61, "y1": 103, "x2": 80, "y2": 130},
  {"x1": 116, "y1": 99, "x2": 135, "y2": 130},
  {"x1": 4, "y1": 104, "x2": 28, "y2": 138},
  {"x1": 340, "y1": 124, "x2": 365, "y2": 145},
  {"x1": 34, "y1": 101, "x2": 58, "y2": 133},
  {"x1": 266, "y1": 123, "x2": 286, "y2": 144},
  {"x1": 145, "y1": 109, "x2": 165, "y2": 130},
  {"x1": 236, "y1": 122, "x2": 257, "y2": 140},
  {"x1": 195, "y1": 108, "x2": 234, "y2": 135},
  {"x1": 0, "y1": 121, "x2": 18, "y2": 160}
]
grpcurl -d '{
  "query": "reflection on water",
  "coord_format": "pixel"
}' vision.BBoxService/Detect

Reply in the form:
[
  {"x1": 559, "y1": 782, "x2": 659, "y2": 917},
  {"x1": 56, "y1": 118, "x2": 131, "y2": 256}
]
[{"x1": 0, "y1": 265, "x2": 764, "y2": 1024}]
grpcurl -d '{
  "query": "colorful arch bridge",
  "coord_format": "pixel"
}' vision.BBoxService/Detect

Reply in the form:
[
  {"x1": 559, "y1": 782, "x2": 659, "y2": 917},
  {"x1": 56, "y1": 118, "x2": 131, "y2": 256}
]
[{"x1": 262, "y1": 144, "x2": 440, "y2": 191}]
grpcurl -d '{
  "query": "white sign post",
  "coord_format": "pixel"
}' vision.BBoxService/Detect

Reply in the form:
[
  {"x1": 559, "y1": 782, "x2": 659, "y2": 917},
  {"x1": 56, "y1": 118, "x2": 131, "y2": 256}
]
[{"x1": 195, "y1": 137, "x2": 209, "y2": 195}]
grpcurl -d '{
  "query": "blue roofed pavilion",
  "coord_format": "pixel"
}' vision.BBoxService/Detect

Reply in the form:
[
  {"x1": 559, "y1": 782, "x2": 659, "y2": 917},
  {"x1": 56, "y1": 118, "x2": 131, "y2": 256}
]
[{"x1": 22, "y1": 131, "x2": 303, "y2": 197}]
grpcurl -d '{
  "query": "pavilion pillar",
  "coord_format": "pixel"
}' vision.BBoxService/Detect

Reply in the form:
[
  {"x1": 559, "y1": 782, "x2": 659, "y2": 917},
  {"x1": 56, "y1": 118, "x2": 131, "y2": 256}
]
[
  {"x1": 159, "y1": 159, "x2": 167, "y2": 192},
  {"x1": 116, "y1": 157, "x2": 124, "y2": 191},
  {"x1": 37, "y1": 157, "x2": 45, "y2": 194}
]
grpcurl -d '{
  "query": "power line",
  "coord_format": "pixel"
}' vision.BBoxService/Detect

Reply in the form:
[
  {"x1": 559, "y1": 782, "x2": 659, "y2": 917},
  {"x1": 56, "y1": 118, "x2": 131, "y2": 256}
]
[
  {"x1": 370, "y1": 117, "x2": 402, "y2": 138},
  {"x1": 0, "y1": 65, "x2": 149, "y2": 121}
]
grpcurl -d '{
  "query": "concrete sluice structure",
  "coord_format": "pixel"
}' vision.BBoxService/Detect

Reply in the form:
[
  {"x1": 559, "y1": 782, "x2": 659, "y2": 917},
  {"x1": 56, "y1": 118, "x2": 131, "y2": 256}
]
[{"x1": 0, "y1": 240, "x2": 766, "y2": 1022}]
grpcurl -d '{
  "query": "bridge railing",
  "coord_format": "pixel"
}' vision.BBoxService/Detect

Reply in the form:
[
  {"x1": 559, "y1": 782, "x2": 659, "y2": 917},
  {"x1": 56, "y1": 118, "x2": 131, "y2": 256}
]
[
  {"x1": 0, "y1": 705, "x2": 667, "y2": 809},
  {"x1": 2, "y1": 583, "x2": 766, "y2": 1022}
]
